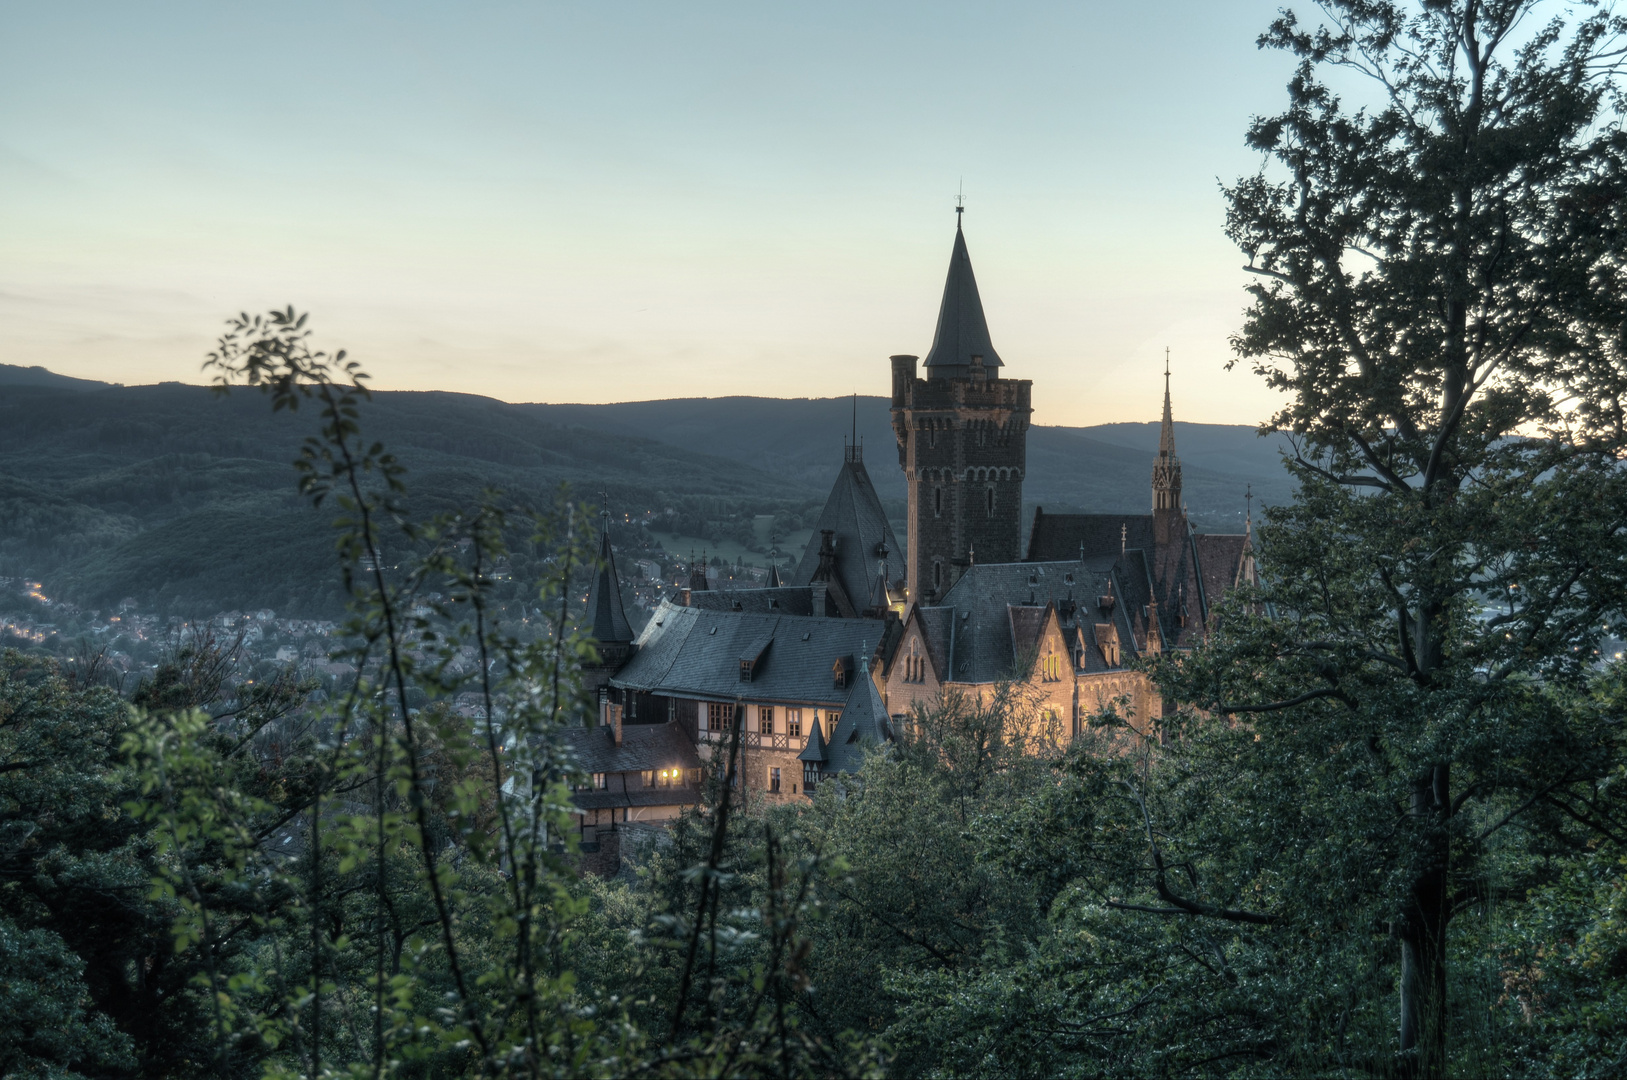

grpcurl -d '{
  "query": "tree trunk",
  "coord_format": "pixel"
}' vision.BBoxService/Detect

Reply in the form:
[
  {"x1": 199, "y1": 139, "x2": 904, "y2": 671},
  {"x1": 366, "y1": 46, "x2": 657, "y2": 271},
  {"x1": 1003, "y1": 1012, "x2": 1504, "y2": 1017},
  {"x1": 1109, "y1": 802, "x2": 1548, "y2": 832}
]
[{"x1": 1398, "y1": 763, "x2": 1450, "y2": 1079}]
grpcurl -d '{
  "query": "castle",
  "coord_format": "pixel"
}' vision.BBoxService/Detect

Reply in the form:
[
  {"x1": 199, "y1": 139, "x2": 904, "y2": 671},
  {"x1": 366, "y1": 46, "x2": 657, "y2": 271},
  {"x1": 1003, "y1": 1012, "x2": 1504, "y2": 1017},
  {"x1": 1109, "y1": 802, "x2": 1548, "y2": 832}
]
[{"x1": 562, "y1": 215, "x2": 1255, "y2": 858}]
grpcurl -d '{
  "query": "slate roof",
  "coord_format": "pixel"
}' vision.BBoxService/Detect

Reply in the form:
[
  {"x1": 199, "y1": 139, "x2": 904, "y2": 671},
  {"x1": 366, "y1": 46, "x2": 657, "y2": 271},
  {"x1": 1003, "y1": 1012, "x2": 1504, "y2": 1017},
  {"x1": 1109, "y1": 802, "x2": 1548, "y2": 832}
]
[
  {"x1": 561, "y1": 721, "x2": 702, "y2": 775},
  {"x1": 915, "y1": 605, "x2": 956, "y2": 682},
  {"x1": 823, "y1": 663, "x2": 895, "y2": 773},
  {"x1": 788, "y1": 454, "x2": 905, "y2": 613},
  {"x1": 1027, "y1": 510, "x2": 1155, "y2": 563},
  {"x1": 570, "y1": 787, "x2": 702, "y2": 811},
  {"x1": 922, "y1": 223, "x2": 1004, "y2": 372},
  {"x1": 585, "y1": 516, "x2": 635, "y2": 645},
  {"x1": 1024, "y1": 508, "x2": 1249, "y2": 651},
  {"x1": 612, "y1": 599, "x2": 886, "y2": 706},
  {"x1": 686, "y1": 586, "x2": 815, "y2": 616},
  {"x1": 912, "y1": 558, "x2": 1150, "y2": 683},
  {"x1": 1195, "y1": 533, "x2": 1251, "y2": 605},
  {"x1": 798, "y1": 712, "x2": 829, "y2": 764}
]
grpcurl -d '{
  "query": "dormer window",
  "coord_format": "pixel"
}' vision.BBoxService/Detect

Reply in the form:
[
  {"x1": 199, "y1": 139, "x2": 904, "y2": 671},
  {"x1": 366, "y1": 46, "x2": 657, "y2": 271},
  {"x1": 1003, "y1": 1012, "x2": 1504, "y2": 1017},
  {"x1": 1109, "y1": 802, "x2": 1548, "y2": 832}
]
[
  {"x1": 739, "y1": 632, "x2": 773, "y2": 683},
  {"x1": 833, "y1": 655, "x2": 853, "y2": 689}
]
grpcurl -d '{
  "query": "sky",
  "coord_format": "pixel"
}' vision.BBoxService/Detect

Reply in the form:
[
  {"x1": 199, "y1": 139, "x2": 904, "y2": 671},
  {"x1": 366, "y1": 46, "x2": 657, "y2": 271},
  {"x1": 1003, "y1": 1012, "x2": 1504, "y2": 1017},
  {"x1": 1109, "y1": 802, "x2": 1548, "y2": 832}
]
[{"x1": 0, "y1": 0, "x2": 1303, "y2": 427}]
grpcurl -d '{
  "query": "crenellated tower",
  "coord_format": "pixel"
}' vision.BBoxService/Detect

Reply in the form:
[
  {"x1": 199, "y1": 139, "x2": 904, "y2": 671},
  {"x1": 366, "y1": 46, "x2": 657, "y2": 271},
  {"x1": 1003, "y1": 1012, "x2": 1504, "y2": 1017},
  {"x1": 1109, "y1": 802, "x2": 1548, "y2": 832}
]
[{"x1": 891, "y1": 214, "x2": 1032, "y2": 605}]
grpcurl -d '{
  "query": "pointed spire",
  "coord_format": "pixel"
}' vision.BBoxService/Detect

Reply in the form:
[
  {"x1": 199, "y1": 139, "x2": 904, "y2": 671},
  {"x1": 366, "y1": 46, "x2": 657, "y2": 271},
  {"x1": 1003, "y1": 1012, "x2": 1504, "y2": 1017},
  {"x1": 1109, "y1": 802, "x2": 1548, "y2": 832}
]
[
  {"x1": 1160, "y1": 347, "x2": 1175, "y2": 458},
  {"x1": 798, "y1": 709, "x2": 829, "y2": 764},
  {"x1": 922, "y1": 214, "x2": 1003, "y2": 373},
  {"x1": 585, "y1": 509, "x2": 635, "y2": 645},
  {"x1": 767, "y1": 534, "x2": 784, "y2": 588},
  {"x1": 1153, "y1": 348, "x2": 1183, "y2": 513}
]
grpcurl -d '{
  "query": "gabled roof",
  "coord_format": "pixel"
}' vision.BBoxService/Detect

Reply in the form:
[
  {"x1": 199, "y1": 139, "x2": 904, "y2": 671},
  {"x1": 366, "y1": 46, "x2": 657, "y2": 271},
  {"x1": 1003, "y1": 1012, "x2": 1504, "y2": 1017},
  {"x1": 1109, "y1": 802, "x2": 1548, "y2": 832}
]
[
  {"x1": 917, "y1": 558, "x2": 1152, "y2": 683},
  {"x1": 823, "y1": 665, "x2": 894, "y2": 774},
  {"x1": 685, "y1": 586, "x2": 815, "y2": 616},
  {"x1": 1027, "y1": 509, "x2": 1155, "y2": 563},
  {"x1": 560, "y1": 721, "x2": 701, "y2": 775},
  {"x1": 585, "y1": 515, "x2": 635, "y2": 645},
  {"x1": 613, "y1": 599, "x2": 885, "y2": 706},
  {"x1": 789, "y1": 454, "x2": 904, "y2": 612},
  {"x1": 1194, "y1": 533, "x2": 1252, "y2": 602},
  {"x1": 923, "y1": 224, "x2": 1003, "y2": 372},
  {"x1": 1024, "y1": 508, "x2": 1250, "y2": 651}
]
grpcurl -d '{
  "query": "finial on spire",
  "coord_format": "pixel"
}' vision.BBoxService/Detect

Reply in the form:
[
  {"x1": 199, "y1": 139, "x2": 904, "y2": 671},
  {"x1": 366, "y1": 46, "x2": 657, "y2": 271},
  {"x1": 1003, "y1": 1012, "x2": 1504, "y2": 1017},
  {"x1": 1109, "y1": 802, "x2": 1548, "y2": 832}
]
[
  {"x1": 1245, "y1": 484, "x2": 1253, "y2": 528},
  {"x1": 956, "y1": 179, "x2": 964, "y2": 227},
  {"x1": 1153, "y1": 349, "x2": 1182, "y2": 511}
]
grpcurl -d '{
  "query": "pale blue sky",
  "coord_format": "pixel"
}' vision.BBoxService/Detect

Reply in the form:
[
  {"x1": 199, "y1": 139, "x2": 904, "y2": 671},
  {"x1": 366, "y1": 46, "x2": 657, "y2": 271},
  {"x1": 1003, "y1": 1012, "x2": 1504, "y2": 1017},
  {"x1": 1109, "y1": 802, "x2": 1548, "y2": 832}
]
[{"x1": 1, "y1": 1, "x2": 1298, "y2": 426}]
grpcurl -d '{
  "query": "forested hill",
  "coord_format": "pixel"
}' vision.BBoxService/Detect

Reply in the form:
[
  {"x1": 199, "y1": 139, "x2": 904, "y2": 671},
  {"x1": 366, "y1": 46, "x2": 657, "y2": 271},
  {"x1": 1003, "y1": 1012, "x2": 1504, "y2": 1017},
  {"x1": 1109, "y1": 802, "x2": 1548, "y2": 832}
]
[{"x1": 0, "y1": 369, "x2": 1292, "y2": 616}]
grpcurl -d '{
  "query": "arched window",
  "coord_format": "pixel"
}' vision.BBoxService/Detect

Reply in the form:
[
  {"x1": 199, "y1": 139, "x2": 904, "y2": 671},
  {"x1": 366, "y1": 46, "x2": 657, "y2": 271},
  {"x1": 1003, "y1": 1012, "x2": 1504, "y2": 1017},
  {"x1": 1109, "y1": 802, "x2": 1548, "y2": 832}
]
[
  {"x1": 934, "y1": 487, "x2": 943, "y2": 518},
  {"x1": 933, "y1": 561, "x2": 943, "y2": 590},
  {"x1": 986, "y1": 486, "x2": 995, "y2": 517}
]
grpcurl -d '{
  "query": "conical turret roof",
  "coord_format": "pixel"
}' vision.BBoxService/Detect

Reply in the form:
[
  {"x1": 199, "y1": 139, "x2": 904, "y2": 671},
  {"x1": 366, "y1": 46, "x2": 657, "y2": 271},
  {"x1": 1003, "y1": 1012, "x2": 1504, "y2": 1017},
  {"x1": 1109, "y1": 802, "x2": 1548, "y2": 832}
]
[
  {"x1": 797, "y1": 710, "x2": 829, "y2": 764},
  {"x1": 790, "y1": 452, "x2": 905, "y2": 610},
  {"x1": 586, "y1": 514, "x2": 635, "y2": 645},
  {"x1": 922, "y1": 223, "x2": 1003, "y2": 371}
]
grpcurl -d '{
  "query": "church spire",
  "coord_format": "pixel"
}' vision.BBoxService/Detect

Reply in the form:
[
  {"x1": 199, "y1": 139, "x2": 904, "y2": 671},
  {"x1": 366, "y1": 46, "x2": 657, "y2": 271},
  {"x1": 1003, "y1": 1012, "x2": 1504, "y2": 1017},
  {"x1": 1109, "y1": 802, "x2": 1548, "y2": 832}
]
[
  {"x1": 586, "y1": 509, "x2": 635, "y2": 646},
  {"x1": 1152, "y1": 348, "x2": 1182, "y2": 513},
  {"x1": 922, "y1": 210, "x2": 1003, "y2": 375}
]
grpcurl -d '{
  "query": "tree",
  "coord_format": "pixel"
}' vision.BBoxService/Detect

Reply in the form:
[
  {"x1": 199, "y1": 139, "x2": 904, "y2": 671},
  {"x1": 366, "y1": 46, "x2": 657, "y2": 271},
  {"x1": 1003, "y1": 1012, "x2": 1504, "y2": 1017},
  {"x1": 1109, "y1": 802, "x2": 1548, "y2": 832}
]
[{"x1": 1190, "y1": 1, "x2": 1627, "y2": 1073}]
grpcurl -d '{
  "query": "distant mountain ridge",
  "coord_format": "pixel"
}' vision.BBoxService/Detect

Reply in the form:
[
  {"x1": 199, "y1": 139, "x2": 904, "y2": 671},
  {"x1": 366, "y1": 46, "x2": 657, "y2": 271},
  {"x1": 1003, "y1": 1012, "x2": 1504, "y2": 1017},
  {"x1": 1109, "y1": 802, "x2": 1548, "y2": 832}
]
[
  {"x1": 518, "y1": 396, "x2": 1294, "y2": 529},
  {"x1": 0, "y1": 363, "x2": 113, "y2": 391},
  {"x1": 0, "y1": 370, "x2": 1293, "y2": 616}
]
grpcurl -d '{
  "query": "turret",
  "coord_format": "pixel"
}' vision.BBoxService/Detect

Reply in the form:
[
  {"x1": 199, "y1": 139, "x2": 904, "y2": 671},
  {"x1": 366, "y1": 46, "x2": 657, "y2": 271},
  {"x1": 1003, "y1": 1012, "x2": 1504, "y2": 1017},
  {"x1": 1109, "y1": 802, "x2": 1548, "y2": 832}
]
[
  {"x1": 890, "y1": 212, "x2": 1032, "y2": 604},
  {"x1": 582, "y1": 510, "x2": 636, "y2": 698}
]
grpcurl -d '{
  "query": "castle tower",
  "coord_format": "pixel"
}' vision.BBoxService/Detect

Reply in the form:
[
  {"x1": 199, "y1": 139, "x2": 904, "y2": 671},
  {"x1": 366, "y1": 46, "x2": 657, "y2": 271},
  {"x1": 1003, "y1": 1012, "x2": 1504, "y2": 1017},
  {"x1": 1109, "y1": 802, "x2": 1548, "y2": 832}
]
[
  {"x1": 1151, "y1": 351, "x2": 1183, "y2": 541},
  {"x1": 891, "y1": 215, "x2": 1032, "y2": 605},
  {"x1": 582, "y1": 509, "x2": 637, "y2": 701}
]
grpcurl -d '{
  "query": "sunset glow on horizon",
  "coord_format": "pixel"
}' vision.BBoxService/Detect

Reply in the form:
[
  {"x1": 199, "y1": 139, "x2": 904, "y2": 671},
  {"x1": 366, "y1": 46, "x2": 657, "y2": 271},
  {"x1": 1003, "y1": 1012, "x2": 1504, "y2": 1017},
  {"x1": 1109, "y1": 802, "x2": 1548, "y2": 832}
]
[{"x1": 1, "y1": 1, "x2": 1297, "y2": 428}]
